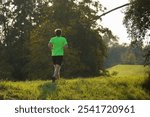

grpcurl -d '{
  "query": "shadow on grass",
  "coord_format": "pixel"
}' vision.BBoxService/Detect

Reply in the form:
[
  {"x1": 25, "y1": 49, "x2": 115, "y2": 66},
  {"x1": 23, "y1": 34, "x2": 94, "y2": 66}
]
[{"x1": 38, "y1": 82, "x2": 57, "y2": 99}]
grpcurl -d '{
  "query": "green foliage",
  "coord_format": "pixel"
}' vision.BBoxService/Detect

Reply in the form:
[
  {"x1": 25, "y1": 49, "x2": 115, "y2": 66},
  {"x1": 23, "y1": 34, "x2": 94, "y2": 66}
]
[
  {"x1": 104, "y1": 43, "x2": 144, "y2": 68},
  {"x1": 124, "y1": 0, "x2": 150, "y2": 39},
  {"x1": 121, "y1": 45, "x2": 144, "y2": 65},
  {"x1": 142, "y1": 66, "x2": 150, "y2": 91},
  {"x1": 104, "y1": 44, "x2": 127, "y2": 68},
  {"x1": 0, "y1": 44, "x2": 13, "y2": 80},
  {"x1": 0, "y1": 0, "x2": 40, "y2": 80},
  {"x1": 27, "y1": 0, "x2": 107, "y2": 78},
  {"x1": 144, "y1": 45, "x2": 150, "y2": 65},
  {"x1": 102, "y1": 28, "x2": 118, "y2": 47},
  {"x1": 0, "y1": 0, "x2": 111, "y2": 80},
  {"x1": 25, "y1": 21, "x2": 52, "y2": 80},
  {"x1": 124, "y1": 0, "x2": 150, "y2": 65},
  {"x1": 0, "y1": 65, "x2": 149, "y2": 100}
]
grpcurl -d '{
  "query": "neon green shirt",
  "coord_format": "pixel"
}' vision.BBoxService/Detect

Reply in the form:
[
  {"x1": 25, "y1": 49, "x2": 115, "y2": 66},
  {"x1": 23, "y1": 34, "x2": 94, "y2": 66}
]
[{"x1": 49, "y1": 36, "x2": 68, "y2": 56}]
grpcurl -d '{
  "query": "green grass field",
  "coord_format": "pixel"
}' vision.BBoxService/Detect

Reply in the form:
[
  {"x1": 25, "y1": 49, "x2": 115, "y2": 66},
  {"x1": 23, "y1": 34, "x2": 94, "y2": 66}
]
[{"x1": 0, "y1": 65, "x2": 149, "y2": 100}]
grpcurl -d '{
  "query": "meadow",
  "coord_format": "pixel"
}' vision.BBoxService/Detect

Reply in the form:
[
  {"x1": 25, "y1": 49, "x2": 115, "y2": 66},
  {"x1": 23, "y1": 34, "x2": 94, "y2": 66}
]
[{"x1": 0, "y1": 65, "x2": 149, "y2": 100}]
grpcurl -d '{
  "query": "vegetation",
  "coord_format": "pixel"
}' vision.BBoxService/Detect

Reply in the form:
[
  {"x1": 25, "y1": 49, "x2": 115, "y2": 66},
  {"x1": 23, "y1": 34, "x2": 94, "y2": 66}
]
[
  {"x1": 0, "y1": 0, "x2": 150, "y2": 98},
  {"x1": 0, "y1": 0, "x2": 115, "y2": 80},
  {"x1": 124, "y1": 0, "x2": 150, "y2": 64},
  {"x1": 0, "y1": 65, "x2": 149, "y2": 100},
  {"x1": 124, "y1": 0, "x2": 150, "y2": 41},
  {"x1": 124, "y1": 0, "x2": 150, "y2": 91},
  {"x1": 104, "y1": 43, "x2": 144, "y2": 68}
]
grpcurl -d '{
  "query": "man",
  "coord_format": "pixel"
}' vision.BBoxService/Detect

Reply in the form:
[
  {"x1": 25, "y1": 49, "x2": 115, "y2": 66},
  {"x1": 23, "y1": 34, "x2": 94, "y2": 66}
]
[{"x1": 48, "y1": 29, "x2": 68, "y2": 83}]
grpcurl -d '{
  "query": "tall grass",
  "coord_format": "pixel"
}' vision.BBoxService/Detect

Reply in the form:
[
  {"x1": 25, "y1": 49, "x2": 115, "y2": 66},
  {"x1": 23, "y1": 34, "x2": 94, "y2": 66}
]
[
  {"x1": 0, "y1": 65, "x2": 149, "y2": 100},
  {"x1": 0, "y1": 78, "x2": 149, "y2": 100}
]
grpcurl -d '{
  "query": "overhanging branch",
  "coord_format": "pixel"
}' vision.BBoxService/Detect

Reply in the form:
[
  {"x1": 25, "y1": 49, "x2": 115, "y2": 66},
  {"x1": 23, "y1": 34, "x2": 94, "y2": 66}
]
[{"x1": 99, "y1": 3, "x2": 130, "y2": 18}]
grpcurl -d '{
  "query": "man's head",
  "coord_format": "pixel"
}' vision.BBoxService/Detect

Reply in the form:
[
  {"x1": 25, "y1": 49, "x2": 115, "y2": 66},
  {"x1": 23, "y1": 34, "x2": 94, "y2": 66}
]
[{"x1": 55, "y1": 29, "x2": 62, "y2": 36}]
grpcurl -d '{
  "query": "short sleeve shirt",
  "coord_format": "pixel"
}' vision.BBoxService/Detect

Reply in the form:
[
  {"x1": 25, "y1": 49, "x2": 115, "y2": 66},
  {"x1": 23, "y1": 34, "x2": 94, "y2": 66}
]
[{"x1": 49, "y1": 36, "x2": 68, "y2": 56}]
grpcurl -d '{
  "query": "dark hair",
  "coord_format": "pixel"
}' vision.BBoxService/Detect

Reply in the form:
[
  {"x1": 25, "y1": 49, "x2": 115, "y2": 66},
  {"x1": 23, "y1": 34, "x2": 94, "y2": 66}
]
[{"x1": 55, "y1": 29, "x2": 62, "y2": 36}]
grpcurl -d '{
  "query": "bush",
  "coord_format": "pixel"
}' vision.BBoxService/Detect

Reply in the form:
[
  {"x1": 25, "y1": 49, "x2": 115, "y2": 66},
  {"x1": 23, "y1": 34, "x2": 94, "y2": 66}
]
[
  {"x1": 99, "y1": 70, "x2": 111, "y2": 77},
  {"x1": 111, "y1": 71, "x2": 118, "y2": 76},
  {"x1": 0, "y1": 71, "x2": 12, "y2": 80},
  {"x1": 143, "y1": 67, "x2": 150, "y2": 91}
]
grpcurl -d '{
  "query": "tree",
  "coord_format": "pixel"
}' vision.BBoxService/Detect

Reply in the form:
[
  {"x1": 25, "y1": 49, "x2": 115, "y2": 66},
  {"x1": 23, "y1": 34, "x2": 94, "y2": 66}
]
[
  {"x1": 121, "y1": 50, "x2": 137, "y2": 64},
  {"x1": 0, "y1": 0, "x2": 39, "y2": 80},
  {"x1": 101, "y1": 28, "x2": 118, "y2": 47},
  {"x1": 28, "y1": 0, "x2": 108, "y2": 78},
  {"x1": 124, "y1": 0, "x2": 150, "y2": 39},
  {"x1": 104, "y1": 44, "x2": 127, "y2": 68},
  {"x1": 124, "y1": 0, "x2": 150, "y2": 65},
  {"x1": 0, "y1": 0, "x2": 116, "y2": 80},
  {"x1": 104, "y1": 43, "x2": 144, "y2": 68},
  {"x1": 144, "y1": 45, "x2": 150, "y2": 65},
  {"x1": 0, "y1": 1, "x2": 14, "y2": 80}
]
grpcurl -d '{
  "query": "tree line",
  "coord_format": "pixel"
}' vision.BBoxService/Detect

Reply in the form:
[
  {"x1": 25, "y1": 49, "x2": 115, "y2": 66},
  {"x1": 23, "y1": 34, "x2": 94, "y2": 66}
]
[
  {"x1": 104, "y1": 43, "x2": 146, "y2": 68},
  {"x1": 0, "y1": 0, "x2": 114, "y2": 80},
  {"x1": 0, "y1": 0, "x2": 149, "y2": 82}
]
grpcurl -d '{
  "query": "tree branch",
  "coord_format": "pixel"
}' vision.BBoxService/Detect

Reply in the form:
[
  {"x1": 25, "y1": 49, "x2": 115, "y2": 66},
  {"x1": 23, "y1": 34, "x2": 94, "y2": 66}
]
[{"x1": 99, "y1": 3, "x2": 130, "y2": 18}]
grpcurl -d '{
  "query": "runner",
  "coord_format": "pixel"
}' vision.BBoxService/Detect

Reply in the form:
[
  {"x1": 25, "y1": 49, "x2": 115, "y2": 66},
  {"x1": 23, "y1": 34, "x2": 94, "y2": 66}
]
[{"x1": 48, "y1": 29, "x2": 68, "y2": 83}]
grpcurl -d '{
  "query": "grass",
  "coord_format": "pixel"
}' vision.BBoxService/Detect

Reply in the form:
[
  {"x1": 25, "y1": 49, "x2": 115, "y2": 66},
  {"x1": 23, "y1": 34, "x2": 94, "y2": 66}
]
[
  {"x1": 0, "y1": 64, "x2": 150, "y2": 100},
  {"x1": 107, "y1": 64, "x2": 148, "y2": 77}
]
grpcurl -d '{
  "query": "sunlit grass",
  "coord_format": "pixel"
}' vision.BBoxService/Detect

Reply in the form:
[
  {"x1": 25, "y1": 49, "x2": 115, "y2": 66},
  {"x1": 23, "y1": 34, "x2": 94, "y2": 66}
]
[
  {"x1": 108, "y1": 64, "x2": 148, "y2": 78},
  {"x1": 0, "y1": 65, "x2": 149, "y2": 100}
]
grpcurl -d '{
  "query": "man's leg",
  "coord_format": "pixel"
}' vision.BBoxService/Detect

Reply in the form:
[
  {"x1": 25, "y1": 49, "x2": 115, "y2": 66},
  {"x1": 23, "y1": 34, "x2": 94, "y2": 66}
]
[
  {"x1": 55, "y1": 56, "x2": 63, "y2": 79},
  {"x1": 52, "y1": 56, "x2": 63, "y2": 81},
  {"x1": 51, "y1": 56, "x2": 57, "y2": 82},
  {"x1": 52, "y1": 64, "x2": 61, "y2": 79},
  {"x1": 53, "y1": 65, "x2": 57, "y2": 77},
  {"x1": 51, "y1": 65, "x2": 56, "y2": 83},
  {"x1": 55, "y1": 64, "x2": 61, "y2": 79}
]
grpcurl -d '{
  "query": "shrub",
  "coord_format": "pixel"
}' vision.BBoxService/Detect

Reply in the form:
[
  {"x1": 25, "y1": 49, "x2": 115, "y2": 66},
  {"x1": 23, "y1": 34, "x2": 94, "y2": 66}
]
[
  {"x1": 143, "y1": 66, "x2": 150, "y2": 91},
  {"x1": 111, "y1": 71, "x2": 118, "y2": 76}
]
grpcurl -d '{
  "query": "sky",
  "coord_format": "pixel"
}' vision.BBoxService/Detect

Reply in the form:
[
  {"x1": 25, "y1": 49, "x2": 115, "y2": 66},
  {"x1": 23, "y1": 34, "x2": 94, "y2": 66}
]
[{"x1": 99, "y1": 0, "x2": 130, "y2": 44}]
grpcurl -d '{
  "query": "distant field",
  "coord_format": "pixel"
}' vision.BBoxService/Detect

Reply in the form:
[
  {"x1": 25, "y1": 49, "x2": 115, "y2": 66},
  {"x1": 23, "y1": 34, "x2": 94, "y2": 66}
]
[
  {"x1": 0, "y1": 65, "x2": 149, "y2": 100},
  {"x1": 107, "y1": 64, "x2": 148, "y2": 78}
]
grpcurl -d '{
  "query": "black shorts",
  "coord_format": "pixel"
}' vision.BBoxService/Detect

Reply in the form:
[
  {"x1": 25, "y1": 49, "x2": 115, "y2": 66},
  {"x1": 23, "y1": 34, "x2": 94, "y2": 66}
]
[{"x1": 52, "y1": 56, "x2": 63, "y2": 65}]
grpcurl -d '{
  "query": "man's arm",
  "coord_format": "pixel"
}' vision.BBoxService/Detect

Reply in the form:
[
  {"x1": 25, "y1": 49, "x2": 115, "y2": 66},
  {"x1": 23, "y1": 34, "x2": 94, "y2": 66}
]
[
  {"x1": 48, "y1": 43, "x2": 52, "y2": 49},
  {"x1": 64, "y1": 44, "x2": 68, "y2": 53},
  {"x1": 64, "y1": 44, "x2": 68, "y2": 49},
  {"x1": 64, "y1": 38, "x2": 68, "y2": 50}
]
